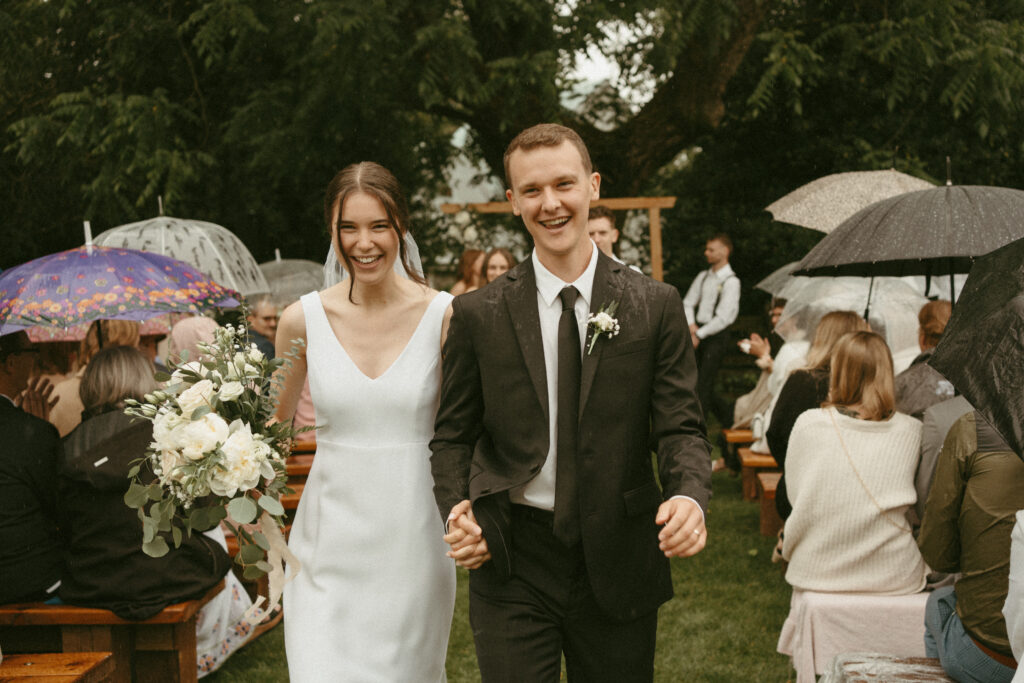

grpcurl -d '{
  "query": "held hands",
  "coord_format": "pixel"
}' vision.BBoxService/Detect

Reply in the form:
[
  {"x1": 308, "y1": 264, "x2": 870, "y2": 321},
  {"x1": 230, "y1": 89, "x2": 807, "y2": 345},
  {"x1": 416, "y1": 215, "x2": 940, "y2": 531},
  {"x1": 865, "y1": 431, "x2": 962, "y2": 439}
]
[
  {"x1": 444, "y1": 500, "x2": 491, "y2": 569},
  {"x1": 15, "y1": 376, "x2": 58, "y2": 421},
  {"x1": 655, "y1": 498, "x2": 707, "y2": 558}
]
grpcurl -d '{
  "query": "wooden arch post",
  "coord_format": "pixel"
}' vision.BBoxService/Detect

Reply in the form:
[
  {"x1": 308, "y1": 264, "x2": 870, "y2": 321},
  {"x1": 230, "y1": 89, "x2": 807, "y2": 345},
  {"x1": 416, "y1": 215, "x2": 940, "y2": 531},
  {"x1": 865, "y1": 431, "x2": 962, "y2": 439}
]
[{"x1": 440, "y1": 197, "x2": 677, "y2": 281}]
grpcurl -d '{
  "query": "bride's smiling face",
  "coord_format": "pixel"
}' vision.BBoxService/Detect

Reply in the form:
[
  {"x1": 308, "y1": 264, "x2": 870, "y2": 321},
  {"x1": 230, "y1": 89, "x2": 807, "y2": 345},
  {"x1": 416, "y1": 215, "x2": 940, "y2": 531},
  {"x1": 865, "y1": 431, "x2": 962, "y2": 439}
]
[{"x1": 333, "y1": 192, "x2": 401, "y2": 285}]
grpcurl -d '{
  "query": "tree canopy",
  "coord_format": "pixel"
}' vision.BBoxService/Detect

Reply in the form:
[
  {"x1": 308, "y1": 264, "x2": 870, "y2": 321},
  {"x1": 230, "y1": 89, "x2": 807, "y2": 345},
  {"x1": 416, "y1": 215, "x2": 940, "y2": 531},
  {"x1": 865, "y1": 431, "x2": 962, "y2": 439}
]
[{"x1": 3, "y1": 0, "x2": 1023, "y2": 297}]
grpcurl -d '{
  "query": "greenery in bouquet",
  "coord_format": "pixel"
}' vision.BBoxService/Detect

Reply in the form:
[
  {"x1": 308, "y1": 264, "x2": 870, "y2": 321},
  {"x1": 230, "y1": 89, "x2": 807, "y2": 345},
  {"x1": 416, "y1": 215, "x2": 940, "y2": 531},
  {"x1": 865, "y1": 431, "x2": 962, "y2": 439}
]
[{"x1": 124, "y1": 322, "x2": 308, "y2": 579}]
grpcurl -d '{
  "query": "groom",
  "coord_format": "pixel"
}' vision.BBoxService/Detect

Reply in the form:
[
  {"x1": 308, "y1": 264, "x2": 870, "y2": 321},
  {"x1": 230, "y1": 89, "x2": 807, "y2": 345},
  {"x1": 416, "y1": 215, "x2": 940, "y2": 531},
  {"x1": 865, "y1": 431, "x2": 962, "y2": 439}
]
[{"x1": 431, "y1": 123, "x2": 711, "y2": 681}]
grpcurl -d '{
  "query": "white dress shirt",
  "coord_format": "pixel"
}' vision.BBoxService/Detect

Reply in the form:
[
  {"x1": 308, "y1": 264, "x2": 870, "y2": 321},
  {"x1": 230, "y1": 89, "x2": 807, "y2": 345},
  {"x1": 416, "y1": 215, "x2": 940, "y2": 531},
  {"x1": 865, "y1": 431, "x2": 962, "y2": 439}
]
[
  {"x1": 683, "y1": 263, "x2": 740, "y2": 339},
  {"x1": 509, "y1": 244, "x2": 597, "y2": 510}
]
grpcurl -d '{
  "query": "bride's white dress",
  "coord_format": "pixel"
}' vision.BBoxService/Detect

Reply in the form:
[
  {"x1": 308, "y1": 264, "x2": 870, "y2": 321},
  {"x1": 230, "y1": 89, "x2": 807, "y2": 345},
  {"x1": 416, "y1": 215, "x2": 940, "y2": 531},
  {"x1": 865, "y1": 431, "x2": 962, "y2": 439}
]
[{"x1": 284, "y1": 291, "x2": 456, "y2": 682}]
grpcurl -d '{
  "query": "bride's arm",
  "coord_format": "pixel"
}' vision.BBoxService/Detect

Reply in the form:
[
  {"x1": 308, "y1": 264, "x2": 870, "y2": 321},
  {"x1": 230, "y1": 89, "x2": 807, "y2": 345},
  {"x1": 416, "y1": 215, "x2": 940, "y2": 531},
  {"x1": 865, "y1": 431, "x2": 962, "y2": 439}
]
[{"x1": 272, "y1": 300, "x2": 308, "y2": 424}]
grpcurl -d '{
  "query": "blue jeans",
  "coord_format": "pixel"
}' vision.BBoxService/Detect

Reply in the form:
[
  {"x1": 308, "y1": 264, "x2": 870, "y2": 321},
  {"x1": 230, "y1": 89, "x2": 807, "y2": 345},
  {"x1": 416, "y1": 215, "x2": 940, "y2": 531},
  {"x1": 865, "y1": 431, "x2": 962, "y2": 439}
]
[{"x1": 924, "y1": 586, "x2": 1015, "y2": 683}]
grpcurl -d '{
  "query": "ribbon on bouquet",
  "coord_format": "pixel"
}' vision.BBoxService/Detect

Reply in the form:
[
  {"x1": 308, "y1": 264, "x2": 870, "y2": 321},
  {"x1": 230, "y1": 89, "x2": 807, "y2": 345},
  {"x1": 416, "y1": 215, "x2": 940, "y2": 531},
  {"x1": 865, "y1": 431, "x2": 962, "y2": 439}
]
[{"x1": 241, "y1": 512, "x2": 302, "y2": 626}]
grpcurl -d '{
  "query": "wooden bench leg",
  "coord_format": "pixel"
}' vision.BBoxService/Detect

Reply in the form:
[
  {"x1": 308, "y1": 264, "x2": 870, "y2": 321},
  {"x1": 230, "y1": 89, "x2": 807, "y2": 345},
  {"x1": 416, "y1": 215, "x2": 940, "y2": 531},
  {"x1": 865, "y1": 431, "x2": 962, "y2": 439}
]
[
  {"x1": 62, "y1": 625, "x2": 133, "y2": 683},
  {"x1": 133, "y1": 618, "x2": 197, "y2": 683},
  {"x1": 742, "y1": 466, "x2": 758, "y2": 501}
]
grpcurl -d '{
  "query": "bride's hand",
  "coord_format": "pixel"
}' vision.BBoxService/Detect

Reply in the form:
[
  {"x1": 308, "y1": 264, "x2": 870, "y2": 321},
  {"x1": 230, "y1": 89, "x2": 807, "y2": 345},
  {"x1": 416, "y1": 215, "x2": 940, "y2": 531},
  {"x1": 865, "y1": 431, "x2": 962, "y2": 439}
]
[{"x1": 444, "y1": 500, "x2": 491, "y2": 569}]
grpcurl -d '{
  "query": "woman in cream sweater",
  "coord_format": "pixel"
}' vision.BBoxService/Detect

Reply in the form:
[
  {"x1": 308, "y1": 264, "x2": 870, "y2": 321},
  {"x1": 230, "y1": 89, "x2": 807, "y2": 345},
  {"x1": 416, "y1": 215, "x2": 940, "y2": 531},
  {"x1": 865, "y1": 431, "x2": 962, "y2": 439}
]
[{"x1": 782, "y1": 330, "x2": 928, "y2": 595}]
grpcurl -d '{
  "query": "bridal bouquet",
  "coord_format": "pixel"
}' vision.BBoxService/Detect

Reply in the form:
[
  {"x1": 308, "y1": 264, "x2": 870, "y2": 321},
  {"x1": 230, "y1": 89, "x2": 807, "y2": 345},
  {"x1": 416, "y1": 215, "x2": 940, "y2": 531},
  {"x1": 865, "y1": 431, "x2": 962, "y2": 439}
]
[{"x1": 124, "y1": 322, "x2": 305, "y2": 580}]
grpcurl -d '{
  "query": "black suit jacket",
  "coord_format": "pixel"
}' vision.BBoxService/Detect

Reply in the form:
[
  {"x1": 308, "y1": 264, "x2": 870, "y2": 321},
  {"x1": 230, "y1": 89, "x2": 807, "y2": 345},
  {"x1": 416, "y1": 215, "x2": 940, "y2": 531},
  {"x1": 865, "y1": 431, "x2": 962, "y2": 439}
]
[
  {"x1": 0, "y1": 398, "x2": 64, "y2": 603},
  {"x1": 430, "y1": 252, "x2": 711, "y2": 620}
]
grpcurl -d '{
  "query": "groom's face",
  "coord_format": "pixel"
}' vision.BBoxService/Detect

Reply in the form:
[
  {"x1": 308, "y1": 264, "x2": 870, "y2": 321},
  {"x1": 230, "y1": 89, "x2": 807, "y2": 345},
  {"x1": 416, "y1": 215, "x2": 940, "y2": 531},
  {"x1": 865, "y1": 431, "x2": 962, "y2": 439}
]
[{"x1": 506, "y1": 141, "x2": 600, "y2": 261}]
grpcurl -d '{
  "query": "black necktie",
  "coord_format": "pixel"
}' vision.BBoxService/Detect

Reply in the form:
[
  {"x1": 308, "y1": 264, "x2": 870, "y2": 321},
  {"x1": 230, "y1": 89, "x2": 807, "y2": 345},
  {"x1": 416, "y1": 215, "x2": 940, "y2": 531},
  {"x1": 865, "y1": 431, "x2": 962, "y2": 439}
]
[{"x1": 554, "y1": 286, "x2": 581, "y2": 546}]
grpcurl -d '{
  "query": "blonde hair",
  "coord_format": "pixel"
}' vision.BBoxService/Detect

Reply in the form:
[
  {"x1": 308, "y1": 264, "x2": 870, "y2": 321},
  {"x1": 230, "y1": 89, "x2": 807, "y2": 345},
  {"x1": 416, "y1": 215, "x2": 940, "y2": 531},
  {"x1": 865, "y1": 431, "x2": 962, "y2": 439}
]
[
  {"x1": 919, "y1": 300, "x2": 952, "y2": 349},
  {"x1": 79, "y1": 320, "x2": 140, "y2": 364},
  {"x1": 825, "y1": 331, "x2": 895, "y2": 421},
  {"x1": 80, "y1": 346, "x2": 157, "y2": 415},
  {"x1": 804, "y1": 310, "x2": 870, "y2": 371}
]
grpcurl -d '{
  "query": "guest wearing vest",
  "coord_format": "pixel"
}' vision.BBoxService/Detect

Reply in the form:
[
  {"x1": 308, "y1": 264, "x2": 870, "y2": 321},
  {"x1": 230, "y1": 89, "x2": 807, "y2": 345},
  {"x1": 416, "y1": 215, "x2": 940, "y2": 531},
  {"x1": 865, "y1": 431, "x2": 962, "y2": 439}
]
[{"x1": 683, "y1": 233, "x2": 740, "y2": 427}]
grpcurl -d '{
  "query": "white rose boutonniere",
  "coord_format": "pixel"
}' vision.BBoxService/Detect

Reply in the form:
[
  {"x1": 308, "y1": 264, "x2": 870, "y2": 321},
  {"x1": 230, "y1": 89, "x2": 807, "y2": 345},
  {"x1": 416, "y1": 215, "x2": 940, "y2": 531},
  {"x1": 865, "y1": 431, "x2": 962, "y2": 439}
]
[{"x1": 586, "y1": 301, "x2": 620, "y2": 355}]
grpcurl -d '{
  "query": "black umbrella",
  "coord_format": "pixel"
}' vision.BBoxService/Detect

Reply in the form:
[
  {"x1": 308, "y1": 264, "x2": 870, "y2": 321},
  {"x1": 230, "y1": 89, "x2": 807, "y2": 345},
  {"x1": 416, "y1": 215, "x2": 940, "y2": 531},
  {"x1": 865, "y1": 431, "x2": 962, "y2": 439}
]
[
  {"x1": 929, "y1": 236, "x2": 1024, "y2": 458},
  {"x1": 793, "y1": 185, "x2": 1024, "y2": 284}
]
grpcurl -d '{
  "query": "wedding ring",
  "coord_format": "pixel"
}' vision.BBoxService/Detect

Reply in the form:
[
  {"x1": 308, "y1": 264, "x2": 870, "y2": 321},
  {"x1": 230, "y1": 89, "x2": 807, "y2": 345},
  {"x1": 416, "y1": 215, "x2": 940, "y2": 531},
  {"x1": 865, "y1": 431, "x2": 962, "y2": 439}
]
[{"x1": 692, "y1": 528, "x2": 701, "y2": 536}]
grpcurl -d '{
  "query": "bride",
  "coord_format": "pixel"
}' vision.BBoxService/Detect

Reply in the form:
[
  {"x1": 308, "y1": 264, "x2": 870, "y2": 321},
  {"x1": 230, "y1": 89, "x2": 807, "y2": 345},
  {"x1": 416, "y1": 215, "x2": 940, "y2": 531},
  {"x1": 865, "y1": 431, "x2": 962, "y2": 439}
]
[{"x1": 274, "y1": 162, "x2": 456, "y2": 681}]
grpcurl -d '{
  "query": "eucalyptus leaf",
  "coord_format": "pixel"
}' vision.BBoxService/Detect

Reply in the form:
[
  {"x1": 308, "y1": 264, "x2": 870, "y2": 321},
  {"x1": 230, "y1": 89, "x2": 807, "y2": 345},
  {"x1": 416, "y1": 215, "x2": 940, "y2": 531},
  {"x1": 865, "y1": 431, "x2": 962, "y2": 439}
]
[
  {"x1": 242, "y1": 564, "x2": 266, "y2": 580},
  {"x1": 147, "y1": 481, "x2": 164, "y2": 501},
  {"x1": 258, "y1": 495, "x2": 285, "y2": 516},
  {"x1": 227, "y1": 496, "x2": 258, "y2": 524},
  {"x1": 239, "y1": 543, "x2": 264, "y2": 564},
  {"x1": 142, "y1": 516, "x2": 157, "y2": 543},
  {"x1": 254, "y1": 560, "x2": 272, "y2": 572},
  {"x1": 143, "y1": 536, "x2": 170, "y2": 558},
  {"x1": 190, "y1": 404, "x2": 212, "y2": 421},
  {"x1": 252, "y1": 531, "x2": 271, "y2": 551},
  {"x1": 154, "y1": 371, "x2": 172, "y2": 382},
  {"x1": 124, "y1": 483, "x2": 150, "y2": 508},
  {"x1": 172, "y1": 526, "x2": 183, "y2": 547},
  {"x1": 127, "y1": 463, "x2": 141, "y2": 478}
]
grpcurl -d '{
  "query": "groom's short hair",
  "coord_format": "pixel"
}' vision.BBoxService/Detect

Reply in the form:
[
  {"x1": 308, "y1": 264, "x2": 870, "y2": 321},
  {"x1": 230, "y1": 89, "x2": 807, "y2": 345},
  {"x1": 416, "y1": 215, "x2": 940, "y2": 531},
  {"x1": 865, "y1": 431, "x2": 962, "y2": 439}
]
[{"x1": 503, "y1": 124, "x2": 593, "y2": 188}]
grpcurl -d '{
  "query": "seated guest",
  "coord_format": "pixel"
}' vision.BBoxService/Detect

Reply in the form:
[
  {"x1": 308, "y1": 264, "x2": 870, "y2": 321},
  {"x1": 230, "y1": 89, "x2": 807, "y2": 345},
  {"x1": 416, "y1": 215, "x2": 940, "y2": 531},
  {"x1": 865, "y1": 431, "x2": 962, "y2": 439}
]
[
  {"x1": 732, "y1": 298, "x2": 788, "y2": 430},
  {"x1": 167, "y1": 316, "x2": 220, "y2": 365},
  {"x1": 481, "y1": 247, "x2": 517, "y2": 284},
  {"x1": 912, "y1": 395, "x2": 973, "y2": 527},
  {"x1": 918, "y1": 411, "x2": 1024, "y2": 683},
  {"x1": 0, "y1": 332, "x2": 63, "y2": 604},
  {"x1": 50, "y1": 319, "x2": 140, "y2": 437},
  {"x1": 894, "y1": 300, "x2": 954, "y2": 419},
  {"x1": 59, "y1": 346, "x2": 268, "y2": 677},
  {"x1": 782, "y1": 331, "x2": 927, "y2": 595},
  {"x1": 767, "y1": 311, "x2": 869, "y2": 520},
  {"x1": 246, "y1": 295, "x2": 278, "y2": 359}
]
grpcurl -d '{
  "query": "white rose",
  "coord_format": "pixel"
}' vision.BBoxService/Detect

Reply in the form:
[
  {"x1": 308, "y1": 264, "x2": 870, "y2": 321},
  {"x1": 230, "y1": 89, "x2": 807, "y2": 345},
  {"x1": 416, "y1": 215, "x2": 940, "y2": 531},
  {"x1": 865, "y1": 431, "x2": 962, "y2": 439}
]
[
  {"x1": 177, "y1": 379, "x2": 216, "y2": 416},
  {"x1": 247, "y1": 345, "x2": 264, "y2": 363},
  {"x1": 209, "y1": 426, "x2": 265, "y2": 497},
  {"x1": 159, "y1": 448, "x2": 186, "y2": 482},
  {"x1": 179, "y1": 413, "x2": 230, "y2": 461},
  {"x1": 153, "y1": 410, "x2": 186, "y2": 449},
  {"x1": 218, "y1": 381, "x2": 245, "y2": 402}
]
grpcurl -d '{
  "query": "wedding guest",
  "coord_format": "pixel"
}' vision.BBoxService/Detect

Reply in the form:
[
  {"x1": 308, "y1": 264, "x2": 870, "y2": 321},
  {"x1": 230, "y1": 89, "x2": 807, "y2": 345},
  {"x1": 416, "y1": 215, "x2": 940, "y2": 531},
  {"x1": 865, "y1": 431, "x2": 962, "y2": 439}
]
[
  {"x1": 58, "y1": 346, "x2": 267, "y2": 677},
  {"x1": 246, "y1": 295, "x2": 278, "y2": 359},
  {"x1": 782, "y1": 331, "x2": 927, "y2": 595},
  {"x1": 36, "y1": 341, "x2": 79, "y2": 387},
  {"x1": 767, "y1": 311, "x2": 869, "y2": 520},
  {"x1": 1004, "y1": 510, "x2": 1024, "y2": 670},
  {"x1": 918, "y1": 411, "x2": 1024, "y2": 682},
  {"x1": 450, "y1": 248, "x2": 484, "y2": 295},
  {"x1": 895, "y1": 300, "x2": 954, "y2": 419},
  {"x1": 0, "y1": 332, "x2": 63, "y2": 604},
  {"x1": 683, "y1": 233, "x2": 740, "y2": 426},
  {"x1": 587, "y1": 205, "x2": 620, "y2": 260},
  {"x1": 912, "y1": 395, "x2": 973, "y2": 526},
  {"x1": 50, "y1": 319, "x2": 140, "y2": 437},
  {"x1": 481, "y1": 247, "x2": 517, "y2": 284},
  {"x1": 167, "y1": 316, "x2": 220, "y2": 365}
]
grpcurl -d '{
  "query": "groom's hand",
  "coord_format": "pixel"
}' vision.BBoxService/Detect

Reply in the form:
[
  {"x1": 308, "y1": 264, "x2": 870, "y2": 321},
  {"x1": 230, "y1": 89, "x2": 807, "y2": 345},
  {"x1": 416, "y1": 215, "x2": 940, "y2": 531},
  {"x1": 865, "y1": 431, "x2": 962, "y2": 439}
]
[
  {"x1": 444, "y1": 500, "x2": 491, "y2": 569},
  {"x1": 655, "y1": 498, "x2": 707, "y2": 558}
]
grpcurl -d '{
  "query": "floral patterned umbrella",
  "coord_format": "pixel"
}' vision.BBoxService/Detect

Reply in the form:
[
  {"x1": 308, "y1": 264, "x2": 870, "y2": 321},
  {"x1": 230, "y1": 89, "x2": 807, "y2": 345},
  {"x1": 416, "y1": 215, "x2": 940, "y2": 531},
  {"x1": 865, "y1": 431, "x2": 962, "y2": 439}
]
[
  {"x1": 0, "y1": 246, "x2": 240, "y2": 337},
  {"x1": 23, "y1": 313, "x2": 186, "y2": 342}
]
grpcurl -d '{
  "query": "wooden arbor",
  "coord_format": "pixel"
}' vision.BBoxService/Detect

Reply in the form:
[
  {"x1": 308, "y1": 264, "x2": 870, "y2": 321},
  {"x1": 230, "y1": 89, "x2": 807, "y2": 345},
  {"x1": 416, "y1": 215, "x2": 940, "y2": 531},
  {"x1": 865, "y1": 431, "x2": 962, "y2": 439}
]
[{"x1": 440, "y1": 197, "x2": 677, "y2": 281}]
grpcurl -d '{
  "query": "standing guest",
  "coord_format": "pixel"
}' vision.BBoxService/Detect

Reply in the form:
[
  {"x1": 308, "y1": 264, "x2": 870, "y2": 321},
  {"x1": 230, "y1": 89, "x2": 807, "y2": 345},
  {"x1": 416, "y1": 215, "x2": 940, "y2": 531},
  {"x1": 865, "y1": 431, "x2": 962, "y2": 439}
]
[
  {"x1": 481, "y1": 247, "x2": 517, "y2": 284},
  {"x1": 782, "y1": 331, "x2": 927, "y2": 595},
  {"x1": 58, "y1": 346, "x2": 267, "y2": 677},
  {"x1": 0, "y1": 332, "x2": 63, "y2": 604},
  {"x1": 432, "y1": 123, "x2": 710, "y2": 681},
  {"x1": 767, "y1": 311, "x2": 869, "y2": 520},
  {"x1": 918, "y1": 411, "x2": 1024, "y2": 683},
  {"x1": 451, "y1": 248, "x2": 485, "y2": 295},
  {"x1": 588, "y1": 206, "x2": 641, "y2": 272},
  {"x1": 895, "y1": 300, "x2": 954, "y2": 419},
  {"x1": 49, "y1": 319, "x2": 140, "y2": 437},
  {"x1": 246, "y1": 295, "x2": 278, "y2": 359},
  {"x1": 683, "y1": 233, "x2": 740, "y2": 426}
]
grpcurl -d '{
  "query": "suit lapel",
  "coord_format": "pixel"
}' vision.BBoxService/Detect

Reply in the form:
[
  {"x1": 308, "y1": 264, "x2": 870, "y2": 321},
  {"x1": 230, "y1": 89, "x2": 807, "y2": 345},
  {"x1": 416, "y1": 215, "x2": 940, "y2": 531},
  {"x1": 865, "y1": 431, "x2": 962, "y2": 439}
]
[
  {"x1": 503, "y1": 260, "x2": 549, "y2": 423},
  {"x1": 580, "y1": 253, "x2": 625, "y2": 417}
]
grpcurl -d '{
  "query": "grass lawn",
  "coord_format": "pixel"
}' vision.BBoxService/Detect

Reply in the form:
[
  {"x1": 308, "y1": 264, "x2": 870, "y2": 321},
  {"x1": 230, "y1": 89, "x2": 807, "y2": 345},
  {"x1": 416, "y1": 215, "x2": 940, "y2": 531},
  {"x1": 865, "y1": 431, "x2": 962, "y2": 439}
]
[{"x1": 207, "y1": 457, "x2": 796, "y2": 681}]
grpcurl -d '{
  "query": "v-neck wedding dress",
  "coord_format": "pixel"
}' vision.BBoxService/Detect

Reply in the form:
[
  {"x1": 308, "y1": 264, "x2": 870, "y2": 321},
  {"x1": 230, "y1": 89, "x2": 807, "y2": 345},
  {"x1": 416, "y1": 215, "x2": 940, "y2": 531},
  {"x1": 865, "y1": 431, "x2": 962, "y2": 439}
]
[{"x1": 284, "y1": 290, "x2": 455, "y2": 682}]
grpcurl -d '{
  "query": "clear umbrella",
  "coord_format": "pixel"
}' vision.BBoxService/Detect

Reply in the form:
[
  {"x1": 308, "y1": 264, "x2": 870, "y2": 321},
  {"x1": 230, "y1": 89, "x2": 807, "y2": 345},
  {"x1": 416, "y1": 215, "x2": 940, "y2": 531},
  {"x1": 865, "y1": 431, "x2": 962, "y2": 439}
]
[
  {"x1": 766, "y1": 169, "x2": 934, "y2": 233},
  {"x1": 94, "y1": 216, "x2": 270, "y2": 298},
  {"x1": 259, "y1": 249, "x2": 323, "y2": 308}
]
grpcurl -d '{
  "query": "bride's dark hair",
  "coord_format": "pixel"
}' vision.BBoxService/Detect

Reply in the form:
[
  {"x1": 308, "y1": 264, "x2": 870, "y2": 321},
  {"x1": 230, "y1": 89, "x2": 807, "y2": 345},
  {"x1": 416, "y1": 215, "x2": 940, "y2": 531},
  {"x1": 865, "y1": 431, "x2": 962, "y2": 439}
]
[{"x1": 324, "y1": 162, "x2": 426, "y2": 300}]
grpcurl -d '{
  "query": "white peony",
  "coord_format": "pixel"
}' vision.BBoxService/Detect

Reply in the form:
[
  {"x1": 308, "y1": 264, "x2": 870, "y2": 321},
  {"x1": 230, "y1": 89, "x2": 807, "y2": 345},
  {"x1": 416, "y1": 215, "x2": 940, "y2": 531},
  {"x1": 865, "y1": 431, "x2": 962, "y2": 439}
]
[
  {"x1": 179, "y1": 413, "x2": 230, "y2": 461},
  {"x1": 209, "y1": 425, "x2": 268, "y2": 497},
  {"x1": 177, "y1": 379, "x2": 216, "y2": 416},
  {"x1": 153, "y1": 410, "x2": 186, "y2": 449},
  {"x1": 218, "y1": 381, "x2": 245, "y2": 402},
  {"x1": 159, "y1": 448, "x2": 186, "y2": 482}
]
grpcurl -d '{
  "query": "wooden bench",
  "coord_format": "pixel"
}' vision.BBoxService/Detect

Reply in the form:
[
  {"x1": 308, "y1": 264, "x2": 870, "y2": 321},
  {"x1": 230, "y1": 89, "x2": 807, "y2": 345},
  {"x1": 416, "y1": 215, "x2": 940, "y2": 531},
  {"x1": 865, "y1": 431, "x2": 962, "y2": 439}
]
[
  {"x1": 757, "y1": 472, "x2": 783, "y2": 537},
  {"x1": 290, "y1": 439, "x2": 316, "y2": 456},
  {"x1": 824, "y1": 653, "x2": 953, "y2": 681},
  {"x1": 721, "y1": 428, "x2": 754, "y2": 444},
  {"x1": 286, "y1": 454, "x2": 314, "y2": 485},
  {"x1": 0, "y1": 652, "x2": 115, "y2": 682},
  {"x1": 738, "y1": 447, "x2": 778, "y2": 501},
  {"x1": 0, "y1": 581, "x2": 223, "y2": 683}
]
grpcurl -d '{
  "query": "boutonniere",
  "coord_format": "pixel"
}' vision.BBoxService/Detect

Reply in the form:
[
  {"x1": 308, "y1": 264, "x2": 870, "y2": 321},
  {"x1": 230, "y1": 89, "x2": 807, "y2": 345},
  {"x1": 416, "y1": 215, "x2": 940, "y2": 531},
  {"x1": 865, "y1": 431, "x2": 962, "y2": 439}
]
[{"x1": 586, "y1": 301, "x2": 620, "y2": 355}]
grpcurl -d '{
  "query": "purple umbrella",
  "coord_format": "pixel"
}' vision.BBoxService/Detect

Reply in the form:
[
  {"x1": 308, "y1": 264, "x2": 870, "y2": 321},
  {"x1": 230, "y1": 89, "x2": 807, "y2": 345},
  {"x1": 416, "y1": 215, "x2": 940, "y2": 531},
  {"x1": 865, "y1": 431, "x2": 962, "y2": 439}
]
[{"x1": 0, "y1": 246, "x2": 240, "y2": 337}]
